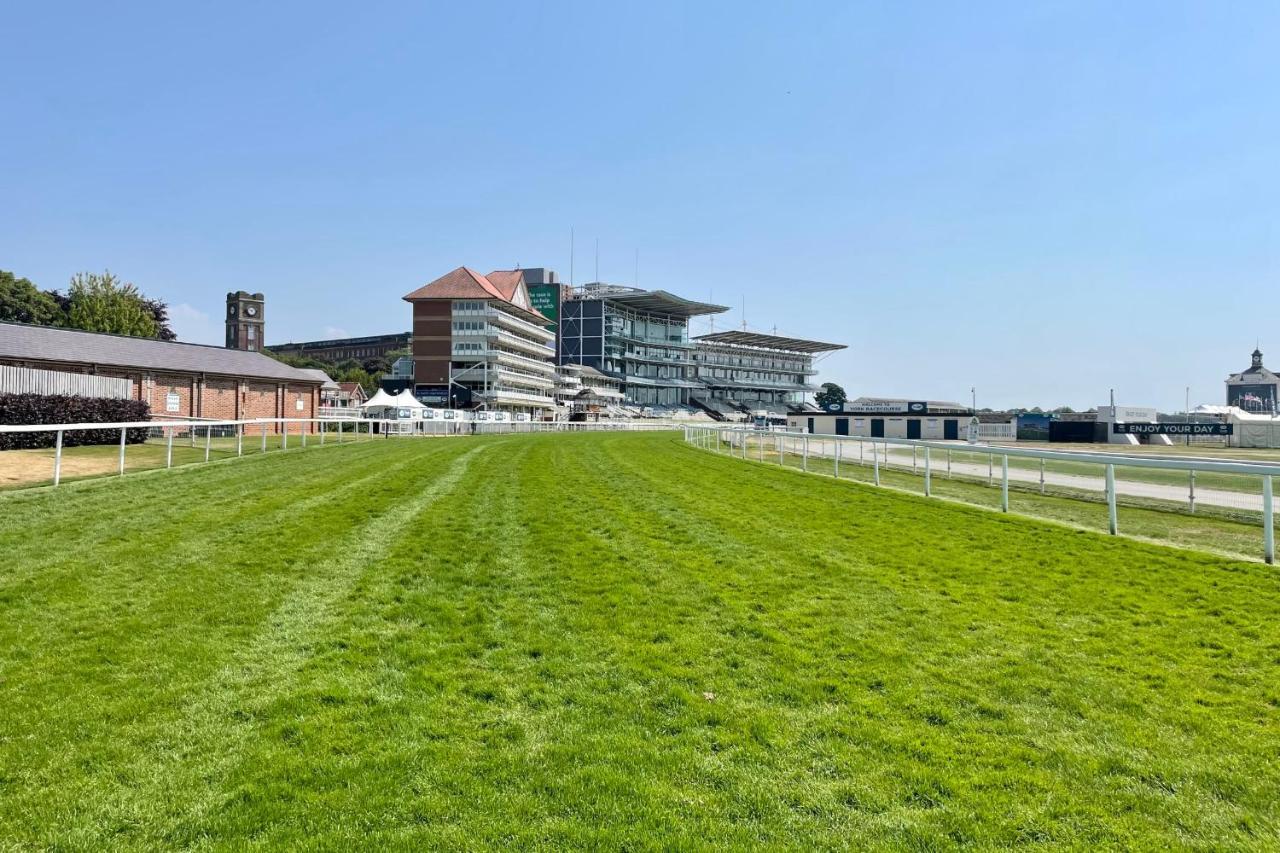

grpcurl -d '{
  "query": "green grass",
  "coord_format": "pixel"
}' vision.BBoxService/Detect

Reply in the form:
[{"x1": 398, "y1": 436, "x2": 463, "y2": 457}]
[
  {"x1": 0, "y1": 429, "x2": 366, "y2": 490},
  {"x1": 737, "y1": 438, "x2": 1273, "y2": 559},
  {"x1": 1, "y1": 432, "x2": 1278, "y2": 848}
]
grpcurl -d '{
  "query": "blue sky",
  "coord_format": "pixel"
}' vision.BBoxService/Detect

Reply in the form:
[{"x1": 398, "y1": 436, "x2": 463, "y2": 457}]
[{"x1": 2, "y1": 1, "x2": 1276, "y2": 410}]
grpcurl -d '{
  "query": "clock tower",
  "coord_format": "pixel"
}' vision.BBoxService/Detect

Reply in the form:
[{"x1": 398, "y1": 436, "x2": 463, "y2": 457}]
[{"x1": 225, "y1": 291, "x2": 265, "y2": 351}]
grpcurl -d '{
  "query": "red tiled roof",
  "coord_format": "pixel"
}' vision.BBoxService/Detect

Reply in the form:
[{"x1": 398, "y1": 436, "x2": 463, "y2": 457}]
[
  {"x1": 484, "y1": 269, "x2": 524, "y2": 301},
  {"x1": 403, "y1": 265, "x2": 552, "y2": 324},
  {"x1": 337, "y1": 382, "x2": 365, "y2": 394},
  {"x1": 402, "y1": 267, "x2": 505, "y2": 301}
]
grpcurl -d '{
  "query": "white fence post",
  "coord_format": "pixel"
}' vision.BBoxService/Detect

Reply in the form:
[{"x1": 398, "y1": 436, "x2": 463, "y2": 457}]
[
  {"x1": 204, "y1": 425, "x2": 212, "y2": 462},
  {"x1": 302, "y1": 422, "x2": 307, "y2": 448},
  {"x1": 1106, "y1": 464, "x2": 1118, "y2": 535},
  {"x1": 988, "y1": 455, "x2": 993, "y2": 486},
  {"x1": 947, "y1": 449, "x2": 952, "y2": 479},
  {"x1": 261, "y1": 422, "x2": 267, "y2": 453},
  {"x1": 167, "y1": 429, "x2": 174, "y2": 468},
  {"x1": 1188, "y1": 470, "x2": 1196, "y2": 513},
  {"x1": 118, "y1": 427, "x2": 126, "y2": 476},
  {"x1": 1001, "y1": 455, "x2": 1009, "y2": 512},
  {"x1": 802, "y1": 436, "x2": 808, "y2": 472},
  {"x1": 834, "y1": 440, "x2": 840, "y2": 478},
  {"x1": 282, "y1": 421, "x2": 288, "y2": 450},
  {"x1": 53, "y1": 429, "x2": 63, "y2": 486},
  {"x1": 924, "y1": 446, "x2": 931, "y2": 496},
  {"x1": 912, "y1": 445, "x2": 917, "y2": 473},
  {"x1": 874, "y1": 441, "x2": 881, "y2": 485},
  {"x1": 1263, "y1": 475, "x2": 1274, "y2": 565},
  {"x1": 1039, "y1": 459, "x2": 1045, "y2": 494},
  {"x1": 237, "y1": 424, "x2": 243, "y2": 457}
]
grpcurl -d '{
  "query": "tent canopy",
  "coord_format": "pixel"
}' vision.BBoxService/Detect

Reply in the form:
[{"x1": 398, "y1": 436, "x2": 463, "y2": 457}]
[
  {"x1": 390, "y1": 389, "x2": 426, "y2": 410},
  {"x1": 362, "y1": 388, "x2": 398, "y2": 410}
]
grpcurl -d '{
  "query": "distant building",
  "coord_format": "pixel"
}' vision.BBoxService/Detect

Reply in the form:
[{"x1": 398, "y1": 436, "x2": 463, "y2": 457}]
[
  {"x1": 690, "y1": 331, "x2": 845, "y2": 418},
  {"x1": 402, "y1": 267, "x2": 557, "y2": 414},
  {"x1": 225, "y1": 291, "x2": 265, "y2": 351},
  {"x1": 559, "y1": 282, "x2": 728, "y2": 409},
  {"x1": 788, "y1": 397, "x2": 1015, "y2": 441},
  {"x1": 1226, "y1": 347, "x2": 1278, "y2": 413},
  {"x1": 1, "y1": 321, "x2": 323, "y2": 431},
  {"x1": 268, "y1": 332, "x2": 410, "y2": 364}
]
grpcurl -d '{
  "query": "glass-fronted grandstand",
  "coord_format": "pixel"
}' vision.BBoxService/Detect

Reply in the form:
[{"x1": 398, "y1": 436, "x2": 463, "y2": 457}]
[
  {"x1": 690, "y1": 331, "x2": 846, "y2": 419},
  {"x1": 558, "y1": 283, "x2": 729, "y2": 409}
]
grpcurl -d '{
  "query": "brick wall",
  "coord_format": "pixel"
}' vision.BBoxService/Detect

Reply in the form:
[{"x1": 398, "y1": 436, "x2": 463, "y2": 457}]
[
  {"x1": 0, "y1": 357, "x2": 324, "y2": 431},
  {"x1": 150, "y1": 373, "x2": 195, "y2": 418},
  {"x1": 412, "y1": 301, "x2": 452, "y2": 384},
  {"x1": 203, "y1": 377, "x2": 238, "y2": 421}
]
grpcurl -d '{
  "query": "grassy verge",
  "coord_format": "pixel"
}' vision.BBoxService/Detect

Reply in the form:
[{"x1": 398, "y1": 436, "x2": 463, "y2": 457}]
[
  {"x1": 0, "y1": 429, "x2": 373, "y2": 490},
  {"x1": 1, "y1": 432, "x2": 1277, "y2": 847}
]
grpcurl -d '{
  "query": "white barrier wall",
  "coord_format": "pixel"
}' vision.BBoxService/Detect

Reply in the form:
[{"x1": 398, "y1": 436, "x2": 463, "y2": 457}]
[
  {"x1": 787, "y1": 412, "x2": 1016, "y2": 441},
  {"x1": 0, "y1": 365, "x2": 132, "y2": 399}
]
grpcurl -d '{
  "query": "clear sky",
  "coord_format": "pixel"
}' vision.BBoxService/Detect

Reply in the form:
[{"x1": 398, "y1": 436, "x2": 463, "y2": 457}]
[{"x1": 2, "y1": 1, "x2": 1276, "y2": 411}]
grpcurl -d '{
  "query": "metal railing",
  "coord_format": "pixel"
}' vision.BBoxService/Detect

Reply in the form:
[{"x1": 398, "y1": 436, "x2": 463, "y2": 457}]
[
  {"x1": 683, "y1": 426, "x2": 1279, "y2": 564},
  {"x1": 0, "y1": 417, "x2": 683, "y2": 492}
]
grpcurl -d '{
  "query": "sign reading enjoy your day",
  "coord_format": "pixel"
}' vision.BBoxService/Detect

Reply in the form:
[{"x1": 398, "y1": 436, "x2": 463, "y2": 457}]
[{"x1": 1113, "y1": 422, "x2": 1234, "y2": 436}]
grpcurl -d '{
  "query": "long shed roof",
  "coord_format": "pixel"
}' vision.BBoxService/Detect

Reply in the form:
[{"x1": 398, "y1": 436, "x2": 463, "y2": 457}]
[{"x1": 0, "y1": 322, "x2": 323, "y2": 384}]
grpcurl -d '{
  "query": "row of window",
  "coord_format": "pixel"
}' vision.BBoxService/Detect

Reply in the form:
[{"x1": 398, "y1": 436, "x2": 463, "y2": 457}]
[
  {"x1": 693, "y1": 355, "x2": 809, "y2": 371},
  {"x1": 452, "y1": 320, "x2": 487, "y2": 333}
]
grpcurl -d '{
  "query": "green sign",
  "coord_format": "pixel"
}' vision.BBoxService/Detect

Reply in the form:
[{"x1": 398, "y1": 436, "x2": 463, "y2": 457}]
[{"x1": 528, "y1": 284, "x2": 560, "y2": 331}]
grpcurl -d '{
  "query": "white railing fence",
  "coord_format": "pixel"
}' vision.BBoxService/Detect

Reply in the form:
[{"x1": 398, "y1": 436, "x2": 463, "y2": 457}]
[
  {"x1": 0, "y1": 417, "x2": 682, "y2": 491},
  {"x1": 683, "y1": 426, "x2": 1279, "y2": 564}
]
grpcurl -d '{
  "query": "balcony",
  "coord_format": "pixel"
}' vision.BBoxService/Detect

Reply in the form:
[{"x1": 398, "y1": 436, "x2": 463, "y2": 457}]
[
  {"x1": 456, "y1": 305, "x2": 554, "y2": 342},
  {"x1": 482, "y1": 387, "x2": 556, "y2": 406},
  {"x1": 453, "y1": 363, "x2": 555, "y2": 390},
  {"x1": 487, "y1": 327, "x2": 557, "y2": 359},
  {"x1": 452, "y1": 346, "x2": 556, "y2": 375}
]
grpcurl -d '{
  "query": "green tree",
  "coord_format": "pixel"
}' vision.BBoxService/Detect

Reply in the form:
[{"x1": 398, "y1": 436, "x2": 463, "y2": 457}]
[
  {"x1": 141, "y1": 297, "x2": 177, "y2": 341},
  {"x1": 66, "y1": 271, "x2": 158, "y2": 337},
  {"x1": 814, "y1": 382, "x2": 847, "y2": 409},
  {"x1": 0, "y1": 270, "x2": 66, "y2": 326}
]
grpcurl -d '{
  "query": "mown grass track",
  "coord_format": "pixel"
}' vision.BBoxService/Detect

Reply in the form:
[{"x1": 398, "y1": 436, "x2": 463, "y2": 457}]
[{"x1": 0, "y1": 432, "x2": 1276, "y2": 848}]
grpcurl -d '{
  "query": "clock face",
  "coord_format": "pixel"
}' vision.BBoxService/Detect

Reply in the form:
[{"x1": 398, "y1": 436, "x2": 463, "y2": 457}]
[{"x1": 246, "y1": 306, "x2": 258, "y2": 316}]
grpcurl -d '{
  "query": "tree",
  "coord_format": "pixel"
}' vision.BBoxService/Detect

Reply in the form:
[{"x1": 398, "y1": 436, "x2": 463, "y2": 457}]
[
  {"x1": 814, "y1": 382, "x2": 847, "y2": 409},
  {"x1": 141, "y1": 297, "x2": 177, "y2": 341},
  {"x1": 66, "y1": 271, "x2": 158, "y2": 338},
  {"x1": 0, "y1": 270, "x2": 65, "y2": 326}
]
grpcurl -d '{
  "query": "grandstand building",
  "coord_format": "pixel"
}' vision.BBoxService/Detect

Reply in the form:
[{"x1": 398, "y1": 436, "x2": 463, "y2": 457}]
[
  {"x1": 403, "y1": 267, "x2": 557, "y2": 415},
  {"x1": 558, "y1": 283, "x2": 728, "y2": 411},
  {"x1": 554, "y1": 363, "x2": 624, "y2": 420},
  {"x1": 690, "y1": 331, "x2": 845, "y2": 419}
]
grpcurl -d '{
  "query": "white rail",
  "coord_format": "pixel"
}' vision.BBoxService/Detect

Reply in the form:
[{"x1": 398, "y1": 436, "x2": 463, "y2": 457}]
[
  {"x1": 683, "y1": 426, "x2": 1280, "y2": 564},
  {"x1": 0, "y1": 417, "x2": 683, "y2": 492}
]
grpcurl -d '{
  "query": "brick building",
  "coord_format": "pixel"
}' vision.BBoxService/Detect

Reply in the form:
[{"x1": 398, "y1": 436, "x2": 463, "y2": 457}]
[
  {"x1": 403, "y1": 267, "x2": 557, "y2": 413},
  {"x1": 268, "y1": 332, "x2": 410, "y2": 364},
  {"x1": 0, "y1": 322, "x2": 324, "y2": 431}
]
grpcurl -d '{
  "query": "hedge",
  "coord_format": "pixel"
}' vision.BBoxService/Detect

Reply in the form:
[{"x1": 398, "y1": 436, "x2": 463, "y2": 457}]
[{"x1": 0, "y1": 394, "x2": 151, "y2": 450}]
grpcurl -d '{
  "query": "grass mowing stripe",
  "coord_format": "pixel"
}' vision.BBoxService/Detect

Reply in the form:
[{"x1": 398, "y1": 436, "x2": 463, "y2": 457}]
[
  {"x1": 581, "y1": 435, "x2": 1279, "y2": 844},
  {"x1": 0, "y1": 442, "x2": 423, "y2": 599},
  {"x1": 0, "y1": 440, "x2": 399, "y2": 577},
  {"x1": 0, "y1": 440, "x2": 481, "y2": 846},
  {"x1": 103, "y1": 443, "x2": 490, "y2": 845},
  {"x1": 1, "y1": 433, "x2": 1277, "y2": 848}
]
